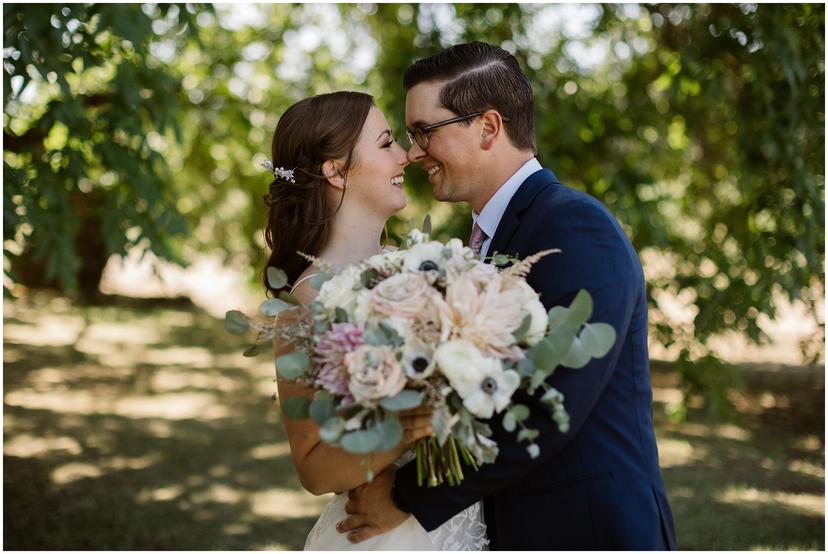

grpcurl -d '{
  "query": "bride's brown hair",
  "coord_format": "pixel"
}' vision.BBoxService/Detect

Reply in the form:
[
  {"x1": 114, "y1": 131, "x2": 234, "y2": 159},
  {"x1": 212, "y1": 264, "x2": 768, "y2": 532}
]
[{"x1": 262, "y1": 91, "x2": 374, "y2": 295}]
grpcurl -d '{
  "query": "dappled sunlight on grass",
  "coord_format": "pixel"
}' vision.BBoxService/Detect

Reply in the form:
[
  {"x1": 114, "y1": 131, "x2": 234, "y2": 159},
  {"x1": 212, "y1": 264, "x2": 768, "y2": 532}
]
[
  {"x1": 249, "y1": 488, "x2": 330, "y2": 519},
  {"x1": 5, "y1": 314, "x2": 86, "y2": 346},
  {"x1": 248, "y1": 443, "x2": 293, "y2": 460},
  {"x1": 657, "y1": 437, "x2": 696, "y2": 467},
  {"x1": 3, "y1": 291, "x2": 824, "y2": 550},
  {"x1": 5, "y1": 434, "x2": 83, "y2": 457},
  {"x1": 716, "y1": 486, "x2": 824, "y2": 517}
]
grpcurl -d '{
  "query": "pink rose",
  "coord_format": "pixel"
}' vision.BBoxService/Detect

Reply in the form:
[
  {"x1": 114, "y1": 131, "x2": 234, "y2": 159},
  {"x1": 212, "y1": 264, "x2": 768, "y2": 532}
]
[
  {"x1": 344, "y1": 344, "x2": 407, "y2": 402},
  {"x1": 368, "y1": 272, "x2": 431, "y2": 319}
]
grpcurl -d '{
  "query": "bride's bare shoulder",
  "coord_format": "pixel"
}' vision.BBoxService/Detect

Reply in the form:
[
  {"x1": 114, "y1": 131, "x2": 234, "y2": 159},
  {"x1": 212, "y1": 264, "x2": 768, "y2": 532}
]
[{"x1": 289, "y1": 267, "x2": 320, "y2": 305}]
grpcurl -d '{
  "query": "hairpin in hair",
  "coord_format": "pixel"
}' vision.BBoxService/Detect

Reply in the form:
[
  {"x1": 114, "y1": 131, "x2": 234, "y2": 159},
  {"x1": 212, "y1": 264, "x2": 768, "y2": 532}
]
[{"x1": 261, "y1": 160, "x2": 296, "y2": 183}]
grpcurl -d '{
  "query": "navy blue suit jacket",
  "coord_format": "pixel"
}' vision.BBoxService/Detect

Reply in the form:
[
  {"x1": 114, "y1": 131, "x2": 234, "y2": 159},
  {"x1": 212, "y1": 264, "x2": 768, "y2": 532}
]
[{"x1": 394, "y1": 168, "x2": 677, "y2": 550}]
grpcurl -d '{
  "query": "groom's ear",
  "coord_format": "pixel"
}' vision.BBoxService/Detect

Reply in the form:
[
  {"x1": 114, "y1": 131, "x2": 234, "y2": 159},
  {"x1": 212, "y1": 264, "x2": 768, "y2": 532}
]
[
  {"x1": 479, "y1": 110, "x2": 503, "y2": 151},
  {"x1": 322, "y1": 159, "x2": 346, "y2": 190}
]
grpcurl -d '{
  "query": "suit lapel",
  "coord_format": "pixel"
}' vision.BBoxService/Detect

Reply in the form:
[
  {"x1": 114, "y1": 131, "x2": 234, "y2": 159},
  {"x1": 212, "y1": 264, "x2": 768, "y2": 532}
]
[{"x1": 487, "y1": 168, "x2": 559, "y2": 258}]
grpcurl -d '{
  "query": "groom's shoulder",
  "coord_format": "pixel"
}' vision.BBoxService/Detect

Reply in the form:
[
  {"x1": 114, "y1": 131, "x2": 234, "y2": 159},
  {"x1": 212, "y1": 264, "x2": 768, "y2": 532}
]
[{"x1": 529, "y1": 172, "x2": 614, "y2": 223}]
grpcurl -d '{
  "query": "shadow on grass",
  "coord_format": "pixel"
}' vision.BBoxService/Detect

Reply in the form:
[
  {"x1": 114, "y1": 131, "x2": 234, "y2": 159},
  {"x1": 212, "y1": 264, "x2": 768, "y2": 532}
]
[{"x1": 3, "y1": 292, "x2": 825, "y2": 550}]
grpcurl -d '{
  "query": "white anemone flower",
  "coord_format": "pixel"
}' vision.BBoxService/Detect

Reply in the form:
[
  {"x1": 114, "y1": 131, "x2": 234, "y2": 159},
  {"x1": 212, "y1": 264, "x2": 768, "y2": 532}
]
[
  {"x1": 435, "y1": 340, "x2": 520, "y2": 418},
  {"x1": 401, "y1": 336, "x2": 436, "y2": 379},
  {"x1": 402, "y1": 241, "x2": 449, "y2": 273}
]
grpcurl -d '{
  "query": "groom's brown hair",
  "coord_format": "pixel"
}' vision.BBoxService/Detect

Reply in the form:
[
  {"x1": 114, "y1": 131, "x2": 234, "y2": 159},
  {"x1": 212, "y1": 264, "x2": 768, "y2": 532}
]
[{"x1": 403, "y1": 41, "x2": 535, "y2": 152}]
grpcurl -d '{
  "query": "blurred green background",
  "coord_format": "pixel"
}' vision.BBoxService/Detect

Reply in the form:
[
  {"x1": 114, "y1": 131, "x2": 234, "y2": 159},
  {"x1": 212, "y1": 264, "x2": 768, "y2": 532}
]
[{"x1": 3, "y1": 3, "x2": 824, "y2": 550}]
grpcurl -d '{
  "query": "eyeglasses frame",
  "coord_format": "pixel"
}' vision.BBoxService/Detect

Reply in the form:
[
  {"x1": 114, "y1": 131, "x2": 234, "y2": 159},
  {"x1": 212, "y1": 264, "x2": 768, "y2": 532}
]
[{"x1": 405, "y1": 110, "x2": 511, "y2": 150}]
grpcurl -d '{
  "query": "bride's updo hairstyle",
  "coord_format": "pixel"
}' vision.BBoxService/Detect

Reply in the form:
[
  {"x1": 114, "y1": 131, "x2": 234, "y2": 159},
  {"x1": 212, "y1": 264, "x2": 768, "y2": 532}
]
[{"x1": 263, "y1": 91, "x2": 374, "y2": 295}]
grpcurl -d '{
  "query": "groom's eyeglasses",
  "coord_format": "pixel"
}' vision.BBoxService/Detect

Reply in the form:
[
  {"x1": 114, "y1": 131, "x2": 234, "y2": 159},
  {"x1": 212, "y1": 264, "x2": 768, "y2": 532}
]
[{"x1": 406, "y1": 111, "x2": 511, "y2": 150}]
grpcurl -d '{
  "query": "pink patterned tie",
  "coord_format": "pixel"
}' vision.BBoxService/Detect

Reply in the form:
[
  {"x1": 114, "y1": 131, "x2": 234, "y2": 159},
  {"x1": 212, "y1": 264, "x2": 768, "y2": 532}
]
[{"x1": 469, "y1": 221, "x2": 488, "y2": 257}]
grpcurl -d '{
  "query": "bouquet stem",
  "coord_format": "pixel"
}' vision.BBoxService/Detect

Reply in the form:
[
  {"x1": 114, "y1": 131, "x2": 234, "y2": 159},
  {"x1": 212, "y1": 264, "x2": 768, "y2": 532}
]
[{"x1": 414, "y1": 436, "x2": 475, "y2": 487}]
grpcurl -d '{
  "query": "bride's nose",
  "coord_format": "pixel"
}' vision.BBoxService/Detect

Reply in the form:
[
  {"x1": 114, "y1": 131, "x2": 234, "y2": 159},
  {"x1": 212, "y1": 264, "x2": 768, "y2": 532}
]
[{"x1": 396, "y1": 144, "x2": 410, "y2": 168}]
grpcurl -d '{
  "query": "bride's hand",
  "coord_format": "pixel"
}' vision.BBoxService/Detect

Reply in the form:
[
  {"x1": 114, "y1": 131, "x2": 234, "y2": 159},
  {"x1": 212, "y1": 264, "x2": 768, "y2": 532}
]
[{"x1": 398, "y1": 406, "x2": 433, "y2": 445}]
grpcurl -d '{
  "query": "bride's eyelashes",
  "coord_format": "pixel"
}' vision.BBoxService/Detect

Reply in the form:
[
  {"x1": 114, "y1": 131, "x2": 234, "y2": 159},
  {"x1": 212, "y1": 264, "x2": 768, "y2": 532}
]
[{"x1": 381, "y1": 137, "x2": 395, "y2": 149}]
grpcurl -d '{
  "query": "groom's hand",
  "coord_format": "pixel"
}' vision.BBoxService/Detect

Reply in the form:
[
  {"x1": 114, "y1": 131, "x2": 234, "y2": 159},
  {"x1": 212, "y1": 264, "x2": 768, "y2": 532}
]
[{"x1": 337, "y1": 467, "x2": 408, "y2": 543}]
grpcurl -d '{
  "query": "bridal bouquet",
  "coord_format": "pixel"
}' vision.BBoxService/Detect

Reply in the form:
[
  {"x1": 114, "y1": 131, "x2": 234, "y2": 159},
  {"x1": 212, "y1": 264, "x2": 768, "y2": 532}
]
[{"x1": 226, "y1": 219, "x2": 616, "y2": 486}]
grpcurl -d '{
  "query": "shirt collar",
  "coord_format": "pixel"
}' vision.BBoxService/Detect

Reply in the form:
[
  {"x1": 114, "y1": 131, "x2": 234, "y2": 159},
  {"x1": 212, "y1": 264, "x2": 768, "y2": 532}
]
[{"x1": 472, "y1": 157, "x2": 543, "y2": 239}]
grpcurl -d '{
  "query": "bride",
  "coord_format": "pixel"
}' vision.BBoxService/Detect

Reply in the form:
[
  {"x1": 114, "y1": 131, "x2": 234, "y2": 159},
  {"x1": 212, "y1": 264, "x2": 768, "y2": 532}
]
[{"x1": 261, "y1": 91, "x2": 488, "y2": 550}]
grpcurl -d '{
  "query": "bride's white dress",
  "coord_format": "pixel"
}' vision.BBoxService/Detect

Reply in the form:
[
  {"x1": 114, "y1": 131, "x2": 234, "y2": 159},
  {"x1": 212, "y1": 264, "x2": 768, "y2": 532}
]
[{"x1": 303, "y1": 452, "x2": 489, "y2": 550}]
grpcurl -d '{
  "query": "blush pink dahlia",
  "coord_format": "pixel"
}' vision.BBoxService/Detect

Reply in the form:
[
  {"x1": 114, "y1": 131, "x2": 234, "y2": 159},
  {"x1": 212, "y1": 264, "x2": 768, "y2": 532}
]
[{"x1": 313, "y1": 323, "x2": 364, "y2": 402}]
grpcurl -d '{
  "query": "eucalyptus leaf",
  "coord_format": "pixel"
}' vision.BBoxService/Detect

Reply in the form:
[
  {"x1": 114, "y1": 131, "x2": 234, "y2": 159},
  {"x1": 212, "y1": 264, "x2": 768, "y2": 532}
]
[
  {"x1": 517, "y1": 428, "x2": 540, "y2": 442},
  {"x1": 379, "y1": 389, "x2": 423, "y2": 411},
  {"x1": 579, "y1": 322, "x2": 616, "y2": 358},
  {"x1": 529, "y1": 370, "x2": 548, "y2": 394},
  {"x1": 375, "y1": 416, "x2": 404, "y2": 450},
  {"x1": 541, "y1": 387, "x2": 565, "y2": 404},
  {"x1": 319, "y1": 416, "x2": 345, "y2": 443},
  {"x1": 509, "y1": 404, "x2": 530, "y2": 422},
  {"x1": 309, "y1": 395, "x2": 336, "y2": 425},
  {"x1": 278, "y1": 291, "x2": 301, "y2": 305},
  {"x1": 275, "y1": 351, "x2": 310, "y2": 379},
  {"x1": 341, "y1": 428, "x2": 382, "y2": 454},
  {"x1": 281, "y1": 396, "x2": 310, "y2": 420},
  {"x1": 526, "y1": 443, "x2": 540, "y2": 459},
  {"x1": 513, "y1": 314, "x2": 532, "y2": 344},
  {"x1": 547, "y1": 306, "x2": 569, "y2": 332},
  {"x1": 561, "y1": 336, "x2": 591, "y2": 369},
  {"x1": 502, "y1": 411, "x2": 516, "y2": 432},
  {"x1": 334, "y1": 307, "x2": 349, "y2": 323},
  {"x1": 533, "y1": 328, "x2": 574, "y2": 371},
  {"x1": 260, "y1": 298, "x2": 291, "y2": 317},
  {"x1": 267, "y1": 266, "x2": 288, "y2": 290},
  {"x1": 564, "y1": 289, "x2": 593, "y2": 329},
  {"x1": 224, "y1": 310, "x2": 249, "y2": 335},
  {"x1": 517, "y1": 356, "x2": 535, "y2": 376},
  {"x1": 309, "y1": 273, "x2": 331, "y2": 290}
]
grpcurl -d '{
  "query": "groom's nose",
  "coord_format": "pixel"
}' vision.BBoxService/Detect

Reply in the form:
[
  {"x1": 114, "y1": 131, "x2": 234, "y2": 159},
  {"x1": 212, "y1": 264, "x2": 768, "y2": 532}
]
[{"x1": 406, "y1": 140, "x2": 426, "y2": 163}]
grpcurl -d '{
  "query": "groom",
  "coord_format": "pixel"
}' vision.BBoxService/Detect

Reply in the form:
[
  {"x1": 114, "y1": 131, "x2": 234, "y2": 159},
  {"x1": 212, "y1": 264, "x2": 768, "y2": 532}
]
[{"x1": 338, "y1": 41, "x2": 677, "y2": 550}]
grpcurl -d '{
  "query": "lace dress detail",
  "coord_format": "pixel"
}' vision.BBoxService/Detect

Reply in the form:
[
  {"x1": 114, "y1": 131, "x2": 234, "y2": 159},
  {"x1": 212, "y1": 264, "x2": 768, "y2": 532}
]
[{"x1": 304, "y1": 451, "x2": 488, "y2": 550}]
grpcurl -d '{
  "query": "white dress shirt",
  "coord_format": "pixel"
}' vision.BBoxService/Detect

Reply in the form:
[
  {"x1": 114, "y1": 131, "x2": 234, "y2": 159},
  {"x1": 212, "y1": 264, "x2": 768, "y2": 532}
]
[{"x1": 471, "y1": 157, "x2": 543, "y2": 258}]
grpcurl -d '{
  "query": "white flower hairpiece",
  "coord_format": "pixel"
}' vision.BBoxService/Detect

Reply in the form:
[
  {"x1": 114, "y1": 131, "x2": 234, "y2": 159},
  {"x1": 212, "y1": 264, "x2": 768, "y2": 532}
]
[{"x1": 261, "y1": 160, "x2": 296, "y2": 183}]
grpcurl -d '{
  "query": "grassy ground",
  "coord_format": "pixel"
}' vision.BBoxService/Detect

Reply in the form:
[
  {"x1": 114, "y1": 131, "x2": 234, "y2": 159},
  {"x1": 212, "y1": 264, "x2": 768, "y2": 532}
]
[{"x1": 4, "y1": 292, "x2": 824, "y2": 550}]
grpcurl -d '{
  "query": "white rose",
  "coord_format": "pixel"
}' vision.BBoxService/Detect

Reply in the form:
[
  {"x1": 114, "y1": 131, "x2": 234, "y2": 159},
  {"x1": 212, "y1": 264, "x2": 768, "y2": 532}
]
[
  {"x1": 434, "y1": 340, "x2": 487, "y2": 385},
  {"x1": 513, "y1": 280, "x2": 548, "y2": 346},
  {"x1": 317, "y1": 265, "x2": 362, "y2": 316},
  {"x1": 523, "y1": 298, "x2": 548, "y2": 345}
]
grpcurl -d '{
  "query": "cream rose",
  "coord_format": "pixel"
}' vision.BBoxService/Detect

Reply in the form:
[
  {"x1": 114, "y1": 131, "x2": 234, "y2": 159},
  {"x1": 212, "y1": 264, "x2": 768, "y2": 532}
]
[
  {"x1": 507, "y1": 279, "x2": 548, "y2": 346},
  {"x1": 316, "y1": 265, "x2": 362, "y2": 316},
  {"x1": 368, "y1": 272, "x2": 431, "y2": 319},
  {"x1": 344, "y1": 344, "x2": 407, "y2": 402}
]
